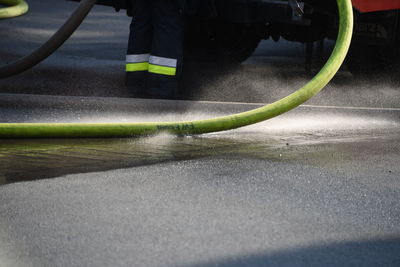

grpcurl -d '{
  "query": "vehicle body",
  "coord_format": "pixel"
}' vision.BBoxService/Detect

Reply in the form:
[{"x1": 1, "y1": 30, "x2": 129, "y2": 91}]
[{"x1": 353, "y1": 0, "x2": 400, "y2": 13}]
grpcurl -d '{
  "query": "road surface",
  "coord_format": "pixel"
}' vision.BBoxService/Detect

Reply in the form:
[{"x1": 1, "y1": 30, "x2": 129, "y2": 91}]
[{"x1": 0, "y1": 1, "x2": 399, "y2": 266}]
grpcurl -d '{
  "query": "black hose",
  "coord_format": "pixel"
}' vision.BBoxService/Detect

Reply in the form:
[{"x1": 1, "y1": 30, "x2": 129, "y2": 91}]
[{"x1": 0, "y1": 0, "x2": 97, "y2": 79}]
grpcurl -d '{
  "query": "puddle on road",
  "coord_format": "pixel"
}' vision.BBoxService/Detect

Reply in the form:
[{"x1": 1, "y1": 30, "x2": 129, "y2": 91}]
[{"x1": 1, "y1": 126, "x2": 398, "y2": 186}]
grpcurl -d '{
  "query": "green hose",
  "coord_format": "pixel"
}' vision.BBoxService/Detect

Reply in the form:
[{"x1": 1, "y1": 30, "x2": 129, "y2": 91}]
[
  {"x1": 0, "y1": 0, "x2": 353, "y2": 138},
  {"x1": 0, "y1": 0, "x2": 28, "y2": 19}
]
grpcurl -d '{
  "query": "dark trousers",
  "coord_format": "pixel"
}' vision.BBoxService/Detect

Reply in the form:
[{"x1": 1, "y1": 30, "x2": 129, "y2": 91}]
[{"x1": 126, "y1": 0, "x2": 185, "y2": 99}]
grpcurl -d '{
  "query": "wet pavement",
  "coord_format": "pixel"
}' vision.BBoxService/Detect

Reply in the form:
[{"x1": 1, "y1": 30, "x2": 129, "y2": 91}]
[{"x1": 1, "y1": 0, "x2": 400, "y2": 266}]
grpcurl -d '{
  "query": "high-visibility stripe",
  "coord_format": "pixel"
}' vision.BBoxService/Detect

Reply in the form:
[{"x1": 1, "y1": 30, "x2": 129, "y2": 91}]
[
  {"x1": 149, "y1": 56, "x2": 177, "y2": 68},
  {"x1": 126, "y1": 62, "x2": 149, "y2": 72},
  {"x1": 126, "y1": 54, "x2": 150, "y2": 63},
  {"x1": 148, "y1": 64, "x2": 176, "y2": 76}
]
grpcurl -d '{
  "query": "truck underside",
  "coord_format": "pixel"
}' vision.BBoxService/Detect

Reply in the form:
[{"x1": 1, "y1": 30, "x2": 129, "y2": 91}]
[
  {"x1": 73, "y1": 0, "x2": 400, "y2": 73},
  {"x1": 184, "y1": 0, "x2": 400, "y2": 72}
]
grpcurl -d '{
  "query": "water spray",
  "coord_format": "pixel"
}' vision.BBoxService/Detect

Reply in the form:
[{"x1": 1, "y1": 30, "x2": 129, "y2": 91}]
[{"x1": 0, "y1": 0, "x2": 354, "y2": 138}]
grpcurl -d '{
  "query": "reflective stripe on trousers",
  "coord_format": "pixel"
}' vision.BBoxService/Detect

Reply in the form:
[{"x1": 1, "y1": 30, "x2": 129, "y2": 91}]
[
  {"x1": 126, "y1": 53, "x2": 150, "y2": 72},
  {"x1": 126, "y1": 55, "x2": 177, "y2": 76}
]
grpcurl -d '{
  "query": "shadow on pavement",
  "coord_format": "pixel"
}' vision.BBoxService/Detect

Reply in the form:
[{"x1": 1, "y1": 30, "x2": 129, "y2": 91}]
[
  {"x1": 187, "y1": 237, "x2": 400, "y2": 267},
  {"x1": 0, "y1": 136, "x2": 282, "y2": 185}
]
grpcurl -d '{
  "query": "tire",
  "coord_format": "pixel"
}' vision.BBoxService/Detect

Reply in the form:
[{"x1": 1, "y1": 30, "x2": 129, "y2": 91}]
[
  {"x1": 346, "y1": 10, "x2": 400, "y2": 75},
  {"x1": 346, "y1": 42, "x2": 400, "y2": 75},
  {"x1": 184, "y1": 20, "x2": 262, "y2": 66}
]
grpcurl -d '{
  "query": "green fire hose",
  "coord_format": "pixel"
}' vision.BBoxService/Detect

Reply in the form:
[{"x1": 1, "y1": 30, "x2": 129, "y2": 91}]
[
  {"x1": 0, "y1": 0, "x2": 353, "y2": 138},
  {"x1": 0, "y1": 0, "x2": 28, "y2": 19}
]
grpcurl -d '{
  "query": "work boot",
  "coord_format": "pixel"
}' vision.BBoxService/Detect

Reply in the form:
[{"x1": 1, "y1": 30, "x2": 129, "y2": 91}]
[
  {"x1": 146, "y1": 73, "x2": 181, "y2": 100},
  {"x1": 126, "y1": 71, "x2": 147, "y2": 98}
]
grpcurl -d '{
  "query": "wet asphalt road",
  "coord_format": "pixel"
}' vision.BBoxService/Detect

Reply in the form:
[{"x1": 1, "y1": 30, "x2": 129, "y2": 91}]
[{"x1": 1, "y1": 0, "x2": 400, "y2": 266}]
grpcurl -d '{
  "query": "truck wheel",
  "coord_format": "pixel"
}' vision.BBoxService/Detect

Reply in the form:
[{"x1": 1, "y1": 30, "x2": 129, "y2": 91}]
[
  {"x1": 346, "y1": 44, "x2": 384, "y2": 74},
  {"x1": 346, "y1": 43, "x2": 400, "y2": 75},
  {"x1": 346, "y1": 11, "x2": 400, "y2": 75},
  {"x1": 184, "y1": 20, "x2": 262, "y2": 66}
]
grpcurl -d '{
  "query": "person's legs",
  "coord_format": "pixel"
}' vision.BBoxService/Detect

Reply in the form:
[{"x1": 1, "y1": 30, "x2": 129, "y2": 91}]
[
  {"x1": 147, "y1": 0, "x2": 185, "y2": 99},
  {"x1": 126, "y1": 0, "x2": 152, "y2": 97}
]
